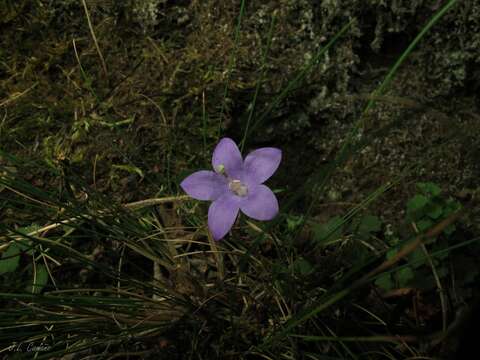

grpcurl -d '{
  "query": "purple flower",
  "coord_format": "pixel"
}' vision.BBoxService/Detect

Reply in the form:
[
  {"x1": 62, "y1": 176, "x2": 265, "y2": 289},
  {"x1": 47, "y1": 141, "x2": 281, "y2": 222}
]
[{"x1": 180, "y1": 138, "x2": 281, "y2": 240}]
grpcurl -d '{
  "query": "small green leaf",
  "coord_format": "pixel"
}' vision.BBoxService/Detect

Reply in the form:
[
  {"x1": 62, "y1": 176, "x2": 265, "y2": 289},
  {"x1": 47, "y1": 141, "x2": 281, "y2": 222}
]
[
  {"x1": 426, "y1": 202, "x2": 443, "y2": 219},
  {"x1": 375, "y1": 273, "x2": 394, "y2": 291},
  {"x1": 294, "y1": 258, "x2": 314, "y2": 276},
  {"x1": 416, "y1": 219, "x2": 434, "y2": 232},
  {"x1": 0, "y1": 243, "x2": 21, "y2": 275},
  {"x1": 358, "y1": 215, "x2": 382, "y2": 236},
  {"x1": 417, "y1": 182, "x2": 441, "y2": 197},
  {"x1": 406, "y1": 194, "x2": 429, "y2": 220},
  {"x1": 396, "y1": 266, "x2": 414, "y2": 287},
  {"x1": 313, "y1": 216, "x2": 343, "y2": 244},
  {"x1": 286, "y1": 215, "x2": 304, "y2": 232}
]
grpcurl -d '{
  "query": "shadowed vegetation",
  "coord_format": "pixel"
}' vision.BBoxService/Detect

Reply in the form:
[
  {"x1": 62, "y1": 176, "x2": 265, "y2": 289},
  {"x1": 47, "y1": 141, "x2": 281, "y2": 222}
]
[{"x1": 1, "y1": 0, "x2": 480, "y2": 359}]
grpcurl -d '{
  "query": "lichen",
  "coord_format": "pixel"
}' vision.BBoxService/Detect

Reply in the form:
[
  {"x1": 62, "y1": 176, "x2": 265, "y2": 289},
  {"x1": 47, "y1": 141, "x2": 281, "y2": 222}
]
[{"x1": 130, "y1": 0, "x2": 166, "y2": 32}]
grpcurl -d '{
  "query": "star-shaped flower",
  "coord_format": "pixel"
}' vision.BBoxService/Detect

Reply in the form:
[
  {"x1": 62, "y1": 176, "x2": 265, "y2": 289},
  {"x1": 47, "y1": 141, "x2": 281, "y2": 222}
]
[{"x1": 180, "y1": 138, "x2": 281, "y2": 240}]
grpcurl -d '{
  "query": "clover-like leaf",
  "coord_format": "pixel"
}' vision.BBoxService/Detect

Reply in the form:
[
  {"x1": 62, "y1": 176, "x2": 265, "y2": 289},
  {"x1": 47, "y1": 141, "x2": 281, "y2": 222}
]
[
  {"x1": 358, "y1": 215, "x2": 382, "y2": 237},
  {"x1": 426, "y1": 202, "x2": 443, "y2": 219},
  {"x1": 375, "y1": 273, "x2": 394, "y2": 291},
  {"x1": 406, "y1": 194, "x2": 429, "y2": 220},
  {"x1": 396, "y1": 266, "x2": 415, "y2": 287},
  {"x1": 417, "y1": 182, "x2": 441, "y2": 197},
  {"x1": 313, "y1": 216, "x2": 344, "y2": 244}
]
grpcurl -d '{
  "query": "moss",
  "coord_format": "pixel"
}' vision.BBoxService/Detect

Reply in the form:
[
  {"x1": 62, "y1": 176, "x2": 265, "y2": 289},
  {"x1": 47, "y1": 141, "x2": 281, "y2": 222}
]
[{"x1": 1, "y1": 0, "x2": 479, "y2": 207}]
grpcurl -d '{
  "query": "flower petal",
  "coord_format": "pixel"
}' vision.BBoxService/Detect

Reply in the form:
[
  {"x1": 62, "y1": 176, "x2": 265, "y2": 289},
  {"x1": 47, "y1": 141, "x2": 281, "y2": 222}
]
[
  {"x1": 244, "y1": 147, "x2": 281, "y2": 184},
  {"x1": 240, "y1": 184, "x2": 279, "y2": 221},
  {"x1": 208, "y1": 194, "x2": 240, "y2": 240},
  {"x1": 180, "y1": 170, "x2": 227, "y2": 201},
  {"x1": 212, "y1": 138, "x2": 243, "y2": 177}
]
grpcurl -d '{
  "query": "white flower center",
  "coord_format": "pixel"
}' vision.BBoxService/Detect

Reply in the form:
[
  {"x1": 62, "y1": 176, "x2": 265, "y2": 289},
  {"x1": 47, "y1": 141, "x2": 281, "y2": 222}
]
[{"x1": 228, "y1": 179, "x2": 248, "y2": 197}]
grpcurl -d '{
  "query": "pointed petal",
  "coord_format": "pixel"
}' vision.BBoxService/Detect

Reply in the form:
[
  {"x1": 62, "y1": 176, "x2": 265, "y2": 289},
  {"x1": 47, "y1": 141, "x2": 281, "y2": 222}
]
[
  {"x1": 240, "y1": 184, "x2": 279, "y2": 221},
  {"x1": 212, "y1": 138, "x2": 243, "y2": 177},
  {"x1": 244, "y1": 147, "x2": 281, "y2": 184},
  {"x1": 208, "y1": 194, "x2": 240, "y2": 240},
  {"x1": 180, "y1": 170, "x2": 227, "y2": 201}
]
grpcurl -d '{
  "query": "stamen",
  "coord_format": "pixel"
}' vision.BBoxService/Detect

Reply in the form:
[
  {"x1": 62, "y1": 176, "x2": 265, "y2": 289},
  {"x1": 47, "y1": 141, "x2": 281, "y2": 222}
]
[{"x1": 228, "y1": 179, "x2": 248, "y2": 197}]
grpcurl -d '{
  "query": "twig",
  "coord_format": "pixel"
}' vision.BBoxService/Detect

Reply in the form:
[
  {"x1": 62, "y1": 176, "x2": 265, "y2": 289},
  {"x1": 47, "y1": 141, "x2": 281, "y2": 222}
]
[{"x1": 419, "y1": 242, "x2": 447, "y2": 332}]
